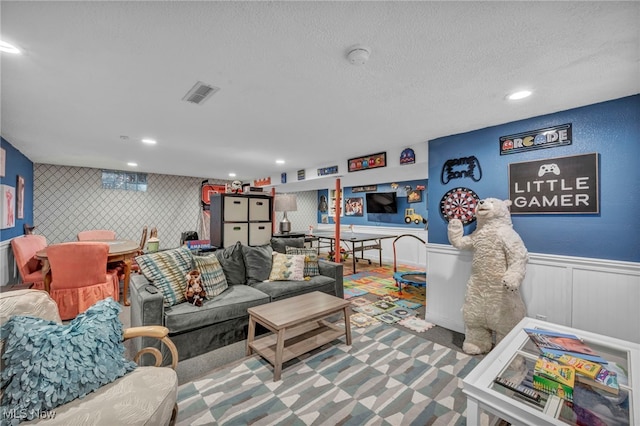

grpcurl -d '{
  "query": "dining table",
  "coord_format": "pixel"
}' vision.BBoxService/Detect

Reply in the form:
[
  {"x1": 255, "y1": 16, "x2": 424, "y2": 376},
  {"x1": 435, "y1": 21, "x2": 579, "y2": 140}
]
[{"x1": 35, "y1": 239, "x2": 140, "y2": 306}]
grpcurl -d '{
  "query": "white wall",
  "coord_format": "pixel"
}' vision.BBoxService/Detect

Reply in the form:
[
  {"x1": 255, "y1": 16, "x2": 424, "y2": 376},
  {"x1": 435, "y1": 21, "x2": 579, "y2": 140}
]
[{"x1": 426, "y1": 244, "x2": 640, "y2": 343}]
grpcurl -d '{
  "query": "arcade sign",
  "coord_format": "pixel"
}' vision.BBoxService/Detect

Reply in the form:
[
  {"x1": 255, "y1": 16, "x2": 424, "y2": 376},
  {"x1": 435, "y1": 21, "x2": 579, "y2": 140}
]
[
  {"x1": 508, "y1": 153, "x2": 599, "y2": 214},
  {"x1": 500, "y1": 123, "x2": 572, "y2": 155}
]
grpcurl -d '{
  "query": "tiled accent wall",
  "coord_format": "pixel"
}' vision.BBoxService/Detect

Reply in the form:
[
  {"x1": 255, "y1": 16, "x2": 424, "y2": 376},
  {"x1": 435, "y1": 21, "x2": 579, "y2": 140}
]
[
  {"x1": 34, "y1": 164, "x2": 229, "y2": 249},
  {"x1": 34, "y1": 164, "x2": 319, "y2": 249},
  {"x1": 273, "y1": 191, "x2": 318, "y2": 234}
]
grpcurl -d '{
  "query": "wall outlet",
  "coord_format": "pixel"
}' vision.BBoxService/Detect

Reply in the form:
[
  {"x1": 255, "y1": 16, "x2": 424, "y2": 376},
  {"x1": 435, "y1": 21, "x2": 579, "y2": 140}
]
[{"x1": 535, "y1": 314, "x2": 547, "y2": 321}]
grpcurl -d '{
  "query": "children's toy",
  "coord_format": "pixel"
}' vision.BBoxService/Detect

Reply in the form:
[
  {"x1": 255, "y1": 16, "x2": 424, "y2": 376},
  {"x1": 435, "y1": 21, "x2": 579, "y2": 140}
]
[
  {"x1": 392, "y1": 234, "x2": 426, "y2": 293},
  {"x1": 185, "y1": 270, "x2": 207, "y2": 307},
  {"x1": 448, "y1": 198, "x2": 528, "y2": 355}
]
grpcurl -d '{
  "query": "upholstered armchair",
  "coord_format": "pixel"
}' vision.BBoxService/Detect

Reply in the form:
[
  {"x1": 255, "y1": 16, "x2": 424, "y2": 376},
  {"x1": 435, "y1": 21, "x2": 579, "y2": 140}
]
[
  {"x1": 47, "y1": 242, "x2": 120, "y2": 320},
  {"x1": 0, "y1": 289, "x2": 179, "y2": 425},
  {"x1": 10, "y1": 234, "x2": 47, "y2": 290},
  {"x1": 77, "y1": 229, "x2": 117, "y2": 241}
]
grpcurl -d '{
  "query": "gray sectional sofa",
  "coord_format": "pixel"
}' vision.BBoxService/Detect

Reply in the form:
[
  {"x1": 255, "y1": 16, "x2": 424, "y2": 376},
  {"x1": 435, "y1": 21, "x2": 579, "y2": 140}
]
[{"x1": 129, "y1": 239, "x2": 343, "y2": 365}]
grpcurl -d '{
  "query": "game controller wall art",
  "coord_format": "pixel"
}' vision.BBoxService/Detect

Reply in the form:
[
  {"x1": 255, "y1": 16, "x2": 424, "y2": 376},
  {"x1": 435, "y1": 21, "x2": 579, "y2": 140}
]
[
  {"x1": 441, "y1": 156, "x2": 483, "y2": 185},
  {"x1": 508, "y1": 153, "x2": 599, "y2": 214}
]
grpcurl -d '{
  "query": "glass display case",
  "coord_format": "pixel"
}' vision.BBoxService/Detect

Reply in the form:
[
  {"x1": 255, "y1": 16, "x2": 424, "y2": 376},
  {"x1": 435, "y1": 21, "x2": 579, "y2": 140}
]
[{"x1": 463, "y1": 317, "x2": 638, "y2": 426}]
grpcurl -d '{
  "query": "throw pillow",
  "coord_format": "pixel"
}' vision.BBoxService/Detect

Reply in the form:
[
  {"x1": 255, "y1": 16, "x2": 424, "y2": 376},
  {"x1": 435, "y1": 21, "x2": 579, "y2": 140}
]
[
  {"x1": 270, "y1": 237, "x2": 305, "y2": 254},
  {"x1": 0, "y1": 298, "x2": 136, "y2": 422},
  {"x1": 193, "y1": 254, "x2": 228, "y2": 298},
  {"x1": 285, "y1": 247, "x2": 320, "y2": 277},
  {"x1": 136, "y1": 247, "x2": 194, "y2": 306},
  {"x1": 268, "y1": 253, "x2": 306, "y2": 281},
  {"x1": 241, "y1": 244, "x2": 274, "y2": 285},
  {"x1": 214, "y1": 241, "x2": 246, "y2": 286}
]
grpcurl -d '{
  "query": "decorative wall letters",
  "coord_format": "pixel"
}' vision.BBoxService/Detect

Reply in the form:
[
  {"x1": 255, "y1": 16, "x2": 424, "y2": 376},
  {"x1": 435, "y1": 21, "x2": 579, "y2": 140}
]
[
  {"x1": 508, "y1": 153, "x2": 599, "y2": 214},
  {"x1": 440, "y1": 156, "x2": 482, "y2": 185}
]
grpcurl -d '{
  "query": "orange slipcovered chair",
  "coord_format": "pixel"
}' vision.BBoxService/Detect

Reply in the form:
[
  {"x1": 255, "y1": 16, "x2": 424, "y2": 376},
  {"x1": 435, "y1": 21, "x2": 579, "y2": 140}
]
[
  {"x1": 47, "y1": 242, "x2": 120, "y2": 320},
  {"x1": 77, "y1": 229, "x2": 116, "y2": 241},
  {"x1": 10, "y1": 235, "x2": 48, "y2": 290}
]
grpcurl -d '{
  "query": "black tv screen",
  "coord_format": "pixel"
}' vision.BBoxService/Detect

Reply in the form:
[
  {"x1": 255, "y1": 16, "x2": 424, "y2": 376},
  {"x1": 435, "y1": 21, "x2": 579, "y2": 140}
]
[{"x1": 366, "y1": 192, "x2": 398, "y2": 214}]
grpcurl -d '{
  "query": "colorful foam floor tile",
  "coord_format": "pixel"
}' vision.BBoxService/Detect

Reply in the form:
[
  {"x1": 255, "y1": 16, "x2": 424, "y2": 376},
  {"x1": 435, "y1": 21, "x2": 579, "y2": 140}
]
[
  {"x1": 349, "y1": 297, "x2": 372, "y2": 307},
  {"x1": 353, "y1": 304, "x2": 385, "y2": 316},
  {"x1": 350, "y1": 312, "x2": 379, "y2": 328},
  {"x1": 379, "y1": 295, "x2": 399, "y2": 303},
  {"x1": 372, "y1": 300, "x2": 397, "y2": 311},
  {"x1": 398, "y1": 316, "x2": 435, "y2": 333},
  {"x1": 343, "y1": 263, "x2": 426, "y2": 305},
  {"x1": 395, "y1": 300, "x2": 422, "y2": 310},
  {"x1": 344, "y1": 287, "x2": 368, "y2": 299},
  {"x1": 376, "y1": 312, "x2": 402, "y2": 324},
  {"x1": 388, "y1": 307, "x2": 416, "y2": 318}
]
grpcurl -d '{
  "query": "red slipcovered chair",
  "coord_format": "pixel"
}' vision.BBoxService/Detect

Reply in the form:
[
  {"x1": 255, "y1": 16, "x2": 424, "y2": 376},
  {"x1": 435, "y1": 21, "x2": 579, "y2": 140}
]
[
  {"x1": 77, "y1": 229, "x2": 116, "y2": 241},
  {"x1": 47, "y1": 242, "x2": 120, "y2": 320},
  {"x1": 10, "y1": 235, "x2": 47, "y2": 290}
]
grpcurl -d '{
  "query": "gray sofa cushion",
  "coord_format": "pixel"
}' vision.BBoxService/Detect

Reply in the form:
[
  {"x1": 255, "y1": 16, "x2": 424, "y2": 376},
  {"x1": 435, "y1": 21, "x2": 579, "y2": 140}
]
[
  {"x1": 270, "y1": 237, "x2": 305, "y2": 254},
  {"x1": 241, "y1": 244, "x2": 273, "y2": 285},
  {"x1": 252, "y1": 275, "x2": 336, "y2": 301},
  {"x1": 163, "y1": 285, "x2": 270, "y2": 334},
  {"x1": 214, "y1": 241, "x2": 246, "y2": 285}
]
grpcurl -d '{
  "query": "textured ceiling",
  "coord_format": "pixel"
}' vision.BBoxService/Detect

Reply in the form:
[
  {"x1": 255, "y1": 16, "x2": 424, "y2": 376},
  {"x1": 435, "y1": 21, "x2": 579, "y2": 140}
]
[{"x1": 2, "y1": 1, "x2": 638, "y2": 182}]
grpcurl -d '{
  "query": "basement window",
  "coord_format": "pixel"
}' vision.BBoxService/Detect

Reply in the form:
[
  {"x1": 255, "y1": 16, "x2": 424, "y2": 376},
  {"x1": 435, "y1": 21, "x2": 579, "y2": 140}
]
[{"x1": 102, "y1": 170, "x2": 147, "y2": 192}]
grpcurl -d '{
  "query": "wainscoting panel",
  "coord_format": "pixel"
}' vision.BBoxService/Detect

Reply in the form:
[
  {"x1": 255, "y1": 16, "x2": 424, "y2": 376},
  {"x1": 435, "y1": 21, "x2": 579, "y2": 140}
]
[
  {"x1": 519, "y1": 261, "x2": 572, "y2": 327},
  {"x1": 425, "y1": 245, "x2": 470, "y2": 334},
  {"x1": 426, "y1": 244, "x2": 640, "y2": 343},
  {"x1": 572, "y1": 267, "x2": 640, "y2": 343}
]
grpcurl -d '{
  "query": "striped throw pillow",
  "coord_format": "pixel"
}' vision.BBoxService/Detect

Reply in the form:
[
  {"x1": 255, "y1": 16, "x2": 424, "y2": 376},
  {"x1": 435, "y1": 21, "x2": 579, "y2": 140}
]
[
  {"x1": 193, "y1": 254, "x2": 228, "y2": 298},
  {"x1": 136, "y1": 247, "x2": 194, "y2": 306}
]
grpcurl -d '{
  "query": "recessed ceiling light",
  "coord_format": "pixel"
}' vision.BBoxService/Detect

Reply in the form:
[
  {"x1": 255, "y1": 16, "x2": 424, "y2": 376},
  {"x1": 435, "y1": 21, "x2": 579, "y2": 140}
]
[
  {"x1": 141, "y1": 138, "x2": 157, "y2": 145},
  {"x1": 127, "y1": 162, "x2": 138, "y2": 167},
  {"x1": 229, "y1": 173, "x2": 236, "y2": 177},
  {"x1": 0, "y1": 41, "x2": 21, "y2": 54},
  {"x1": 507, "y1": 90, "x2": 532, "y2": 100},
  {"x1": 275, "y1": 159, "x2": 285, "y2": 165}
]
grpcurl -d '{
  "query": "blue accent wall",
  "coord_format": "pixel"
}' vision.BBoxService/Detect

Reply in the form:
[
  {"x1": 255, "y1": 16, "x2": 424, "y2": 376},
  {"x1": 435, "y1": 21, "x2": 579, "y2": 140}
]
[
  {"x1": 0, "y1": 138, "x2": 34, "y2": 241},
  {"x1": 428, "y1": 95, "x2": 640, "y2": 262},
  {"x1": 317, "y1": 179, "x2": 428, "y2": 228}
]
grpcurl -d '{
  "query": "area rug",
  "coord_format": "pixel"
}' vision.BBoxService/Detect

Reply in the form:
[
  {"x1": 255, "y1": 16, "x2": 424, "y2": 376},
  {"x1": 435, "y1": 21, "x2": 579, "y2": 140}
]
[
  {"x1": 343, "y1": 263, "x2": 426, "y2": 305},
  {"x1": 176, "y1": 324, "x2": 479, "y2": 425}
]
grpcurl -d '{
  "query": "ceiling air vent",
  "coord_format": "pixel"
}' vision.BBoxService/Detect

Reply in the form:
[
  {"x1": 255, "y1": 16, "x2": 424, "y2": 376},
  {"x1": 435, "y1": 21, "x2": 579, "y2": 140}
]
[{"x1": 182, "y1": 81, "x2": 220, "y2": 105}]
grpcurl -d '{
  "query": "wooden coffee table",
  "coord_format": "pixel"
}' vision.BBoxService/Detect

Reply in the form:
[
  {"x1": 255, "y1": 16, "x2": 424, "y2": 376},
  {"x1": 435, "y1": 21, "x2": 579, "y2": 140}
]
[{"x1": 246, "y1": 291, "x2": 352, "y2": 381}]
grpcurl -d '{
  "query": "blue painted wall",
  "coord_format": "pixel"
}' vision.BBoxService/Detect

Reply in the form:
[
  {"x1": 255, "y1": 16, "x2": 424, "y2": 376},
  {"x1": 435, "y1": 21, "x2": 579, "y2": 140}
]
[
  {"x1": 428, "y1": 95, "x2": 640, "y2": 262},
  {"x1": 318, "y1": 179, "x2": 428, "y2": 228},
  {"x1": 0, "y1": 138, "x2": 34, "y2": 242}
]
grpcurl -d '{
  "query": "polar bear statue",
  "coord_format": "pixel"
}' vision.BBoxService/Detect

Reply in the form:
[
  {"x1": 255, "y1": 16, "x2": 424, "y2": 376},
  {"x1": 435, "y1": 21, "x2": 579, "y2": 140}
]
[{"x1": 448, "y1": 198, "x2": 528, "y2": 355}]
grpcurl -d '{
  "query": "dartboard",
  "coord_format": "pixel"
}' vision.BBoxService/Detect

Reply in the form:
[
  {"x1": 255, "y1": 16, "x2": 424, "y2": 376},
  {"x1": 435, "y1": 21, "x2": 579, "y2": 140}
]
[{"x1": 440, "y1": 187, "x2": 480, "y2": 224}]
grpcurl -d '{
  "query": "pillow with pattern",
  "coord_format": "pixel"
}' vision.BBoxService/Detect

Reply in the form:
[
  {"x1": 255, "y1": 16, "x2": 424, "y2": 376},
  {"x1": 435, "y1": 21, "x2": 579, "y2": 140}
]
[
  {"x1": 0, "y1": 298, "x2": 136, "y2": 422},
  {"x1": 136, "y1": 247, "x2": 194, "y2": 306},
  {"x1": 193, "y1": 254, "x2": 228, "y2": 298},
  {"x1": 268, "y1": 253, "x2": 305, "y2": 281},
  {"x1": 285, "y1": 247, "x2": 320, "y2": 277}
]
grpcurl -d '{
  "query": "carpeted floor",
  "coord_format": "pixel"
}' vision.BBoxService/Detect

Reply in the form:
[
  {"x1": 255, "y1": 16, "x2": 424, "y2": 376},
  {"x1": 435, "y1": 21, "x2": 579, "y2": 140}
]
[{"x1": 176, "y1": 323, "x2": 480, "y2": 425}]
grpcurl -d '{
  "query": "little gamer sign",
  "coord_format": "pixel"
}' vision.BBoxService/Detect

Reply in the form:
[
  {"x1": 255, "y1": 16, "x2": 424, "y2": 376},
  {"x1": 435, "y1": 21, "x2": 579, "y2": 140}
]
[{"x1": 508, "y1": 153, "x2": 599, "y2": 214}]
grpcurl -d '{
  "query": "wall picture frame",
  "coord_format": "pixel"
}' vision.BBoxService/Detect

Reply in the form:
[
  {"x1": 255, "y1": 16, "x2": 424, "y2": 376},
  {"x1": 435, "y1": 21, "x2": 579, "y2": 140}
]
[
  {"x1": 0, "y1": 148, "x2": 5, "y2": 177},
  {"x1": 16, "y1": 175, "x2": 24, "y2": 219},
  {"x1": 407, "y1": 189, "x2": 422, "y2": 203},
  {"x1": 1, "y1": 184, "x2": 16, "y2": 229}
]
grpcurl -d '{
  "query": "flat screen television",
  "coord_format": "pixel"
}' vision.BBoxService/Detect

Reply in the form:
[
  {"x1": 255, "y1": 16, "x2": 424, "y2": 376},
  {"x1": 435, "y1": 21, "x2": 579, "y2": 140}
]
[{"x1": 365, "y1": 192, "x2": 398, "y2": 214}]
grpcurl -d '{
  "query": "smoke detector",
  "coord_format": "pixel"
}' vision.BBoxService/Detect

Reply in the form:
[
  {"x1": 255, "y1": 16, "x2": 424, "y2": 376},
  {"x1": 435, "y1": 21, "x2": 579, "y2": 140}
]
[
  {"x1": 347, "y1": 46, "x2": 371, "y2": 66},
  {"x1": 182, "y1": 81, "x2": 220, "y2": 105}
]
